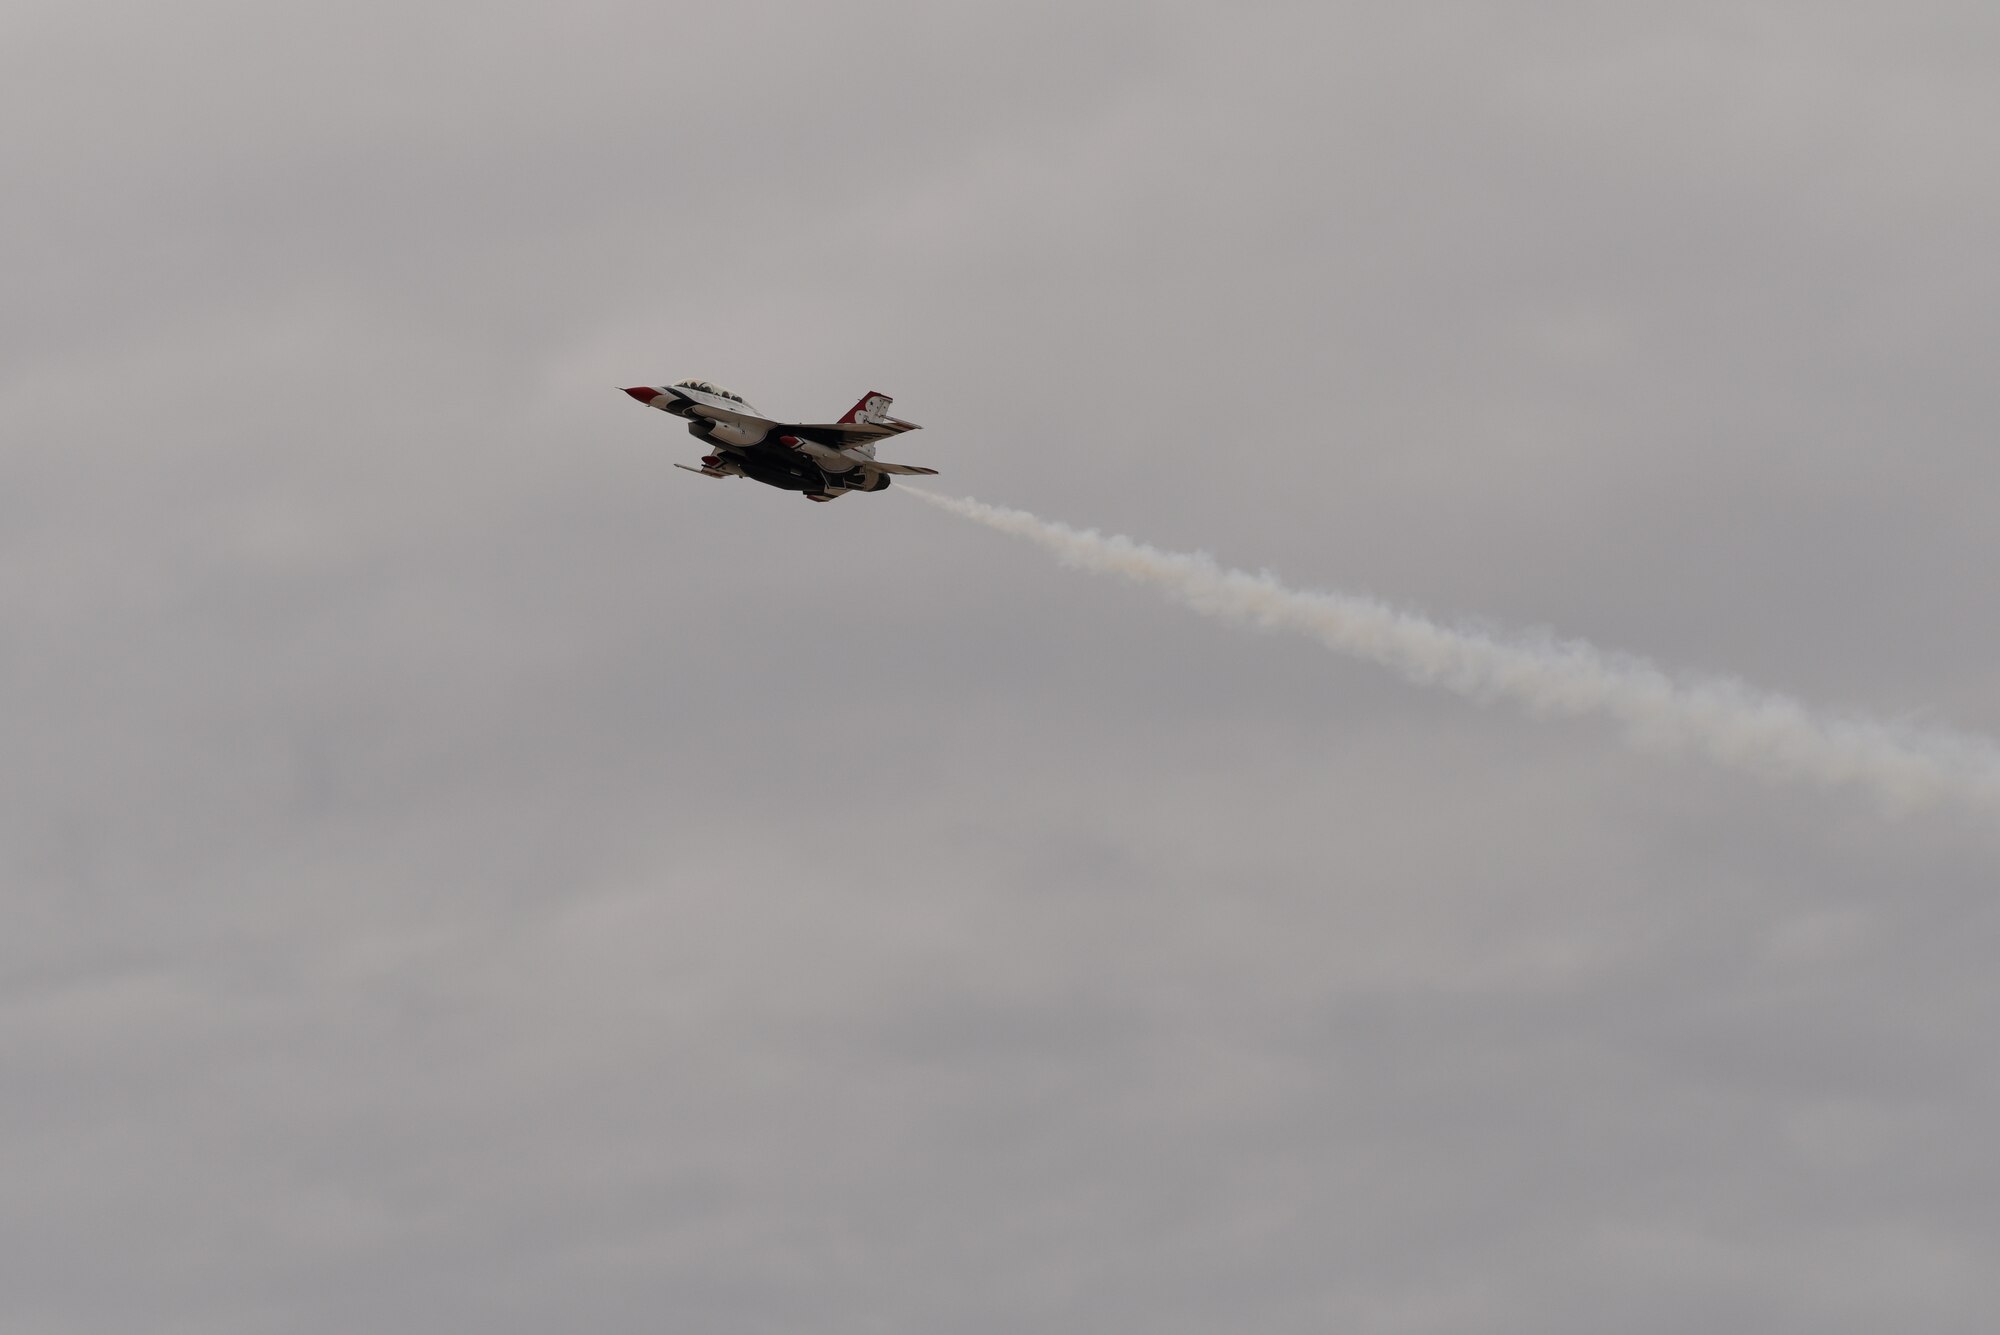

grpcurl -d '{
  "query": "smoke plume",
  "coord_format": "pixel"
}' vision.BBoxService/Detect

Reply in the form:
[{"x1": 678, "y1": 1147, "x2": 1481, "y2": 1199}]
[{"x1": 907, "y1": 489, "x2": 2000, "y2": 815}]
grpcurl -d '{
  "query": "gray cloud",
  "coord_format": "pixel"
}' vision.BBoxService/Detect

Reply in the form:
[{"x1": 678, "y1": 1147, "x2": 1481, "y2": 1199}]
[{"x1": 3, "y1": 2, "x2": 1998, "y2": 1332}]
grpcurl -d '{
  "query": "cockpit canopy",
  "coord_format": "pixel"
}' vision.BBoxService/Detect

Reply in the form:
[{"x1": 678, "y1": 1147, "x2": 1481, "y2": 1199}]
[{"x1": 673, "y1": 378, "x2": 746, "y2": 405}]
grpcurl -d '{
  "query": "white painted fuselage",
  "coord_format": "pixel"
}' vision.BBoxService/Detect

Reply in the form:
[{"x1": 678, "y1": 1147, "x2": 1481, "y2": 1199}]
[{"x1": 621, "y1": 379, "x2": 934, "y2": 502}]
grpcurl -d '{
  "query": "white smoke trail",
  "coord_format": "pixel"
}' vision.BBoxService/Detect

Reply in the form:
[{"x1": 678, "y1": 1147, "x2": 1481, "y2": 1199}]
[{"x1": 905, "y1": 489, "x2": 2000, "y2": 815}]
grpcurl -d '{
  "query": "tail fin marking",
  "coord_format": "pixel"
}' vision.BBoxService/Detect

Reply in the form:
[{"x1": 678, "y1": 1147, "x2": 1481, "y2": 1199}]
[{"x1": 838, "y1": 392, "x2": 894, "y2": 426}]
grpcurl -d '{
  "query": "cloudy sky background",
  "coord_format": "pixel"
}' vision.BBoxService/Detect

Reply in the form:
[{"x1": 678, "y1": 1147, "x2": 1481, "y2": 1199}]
[{"x1": 5, "y1": 2, "x2": 1999, "y2": 1331}]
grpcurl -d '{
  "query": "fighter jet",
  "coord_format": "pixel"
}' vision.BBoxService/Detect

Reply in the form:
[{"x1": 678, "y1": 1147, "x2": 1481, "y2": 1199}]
[{"x1": 621, "y1": 379, "x2": 936, "y2": 502}]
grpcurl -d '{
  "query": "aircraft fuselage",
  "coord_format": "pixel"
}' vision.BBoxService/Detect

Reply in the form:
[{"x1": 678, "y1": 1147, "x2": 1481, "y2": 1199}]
[{"x1": 621, "y1": 380, "x2": 931, "y2": 502}]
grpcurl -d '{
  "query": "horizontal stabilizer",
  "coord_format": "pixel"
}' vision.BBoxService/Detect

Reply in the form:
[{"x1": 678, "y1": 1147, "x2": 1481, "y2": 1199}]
[
  {"x1": 673, "y1": 462, "x2": 727, "y2": 478},
  {"x1": 865, "y1": 461, "x2": 939, "y2": 476}
]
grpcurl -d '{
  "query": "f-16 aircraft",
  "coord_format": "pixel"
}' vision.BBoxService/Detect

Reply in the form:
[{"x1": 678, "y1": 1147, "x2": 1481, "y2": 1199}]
[{"x1": 621, "y1": 379, "x2": 935, "y2": 502}]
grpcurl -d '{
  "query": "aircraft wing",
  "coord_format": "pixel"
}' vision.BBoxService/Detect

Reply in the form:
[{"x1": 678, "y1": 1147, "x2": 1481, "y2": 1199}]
[
  {"x1": 686, "y1": 401, "x2": 783, "y2": 432},
  {"x1": 687, "y1": 405, "x2": 919, "y2": 452},
  {"x1": 780, "y1": 422, "x2": 920, "y2": 448}
]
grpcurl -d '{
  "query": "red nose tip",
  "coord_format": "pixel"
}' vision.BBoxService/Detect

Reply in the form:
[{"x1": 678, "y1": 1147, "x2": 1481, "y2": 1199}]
[{"x1": 621, "y1": 386, "x2": 660, "y2": 404}]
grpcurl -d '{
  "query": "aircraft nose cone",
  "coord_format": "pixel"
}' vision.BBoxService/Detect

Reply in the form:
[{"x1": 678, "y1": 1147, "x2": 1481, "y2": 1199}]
[{"x1": 621, "y1": 386, "x2": 661, "y2": 404}]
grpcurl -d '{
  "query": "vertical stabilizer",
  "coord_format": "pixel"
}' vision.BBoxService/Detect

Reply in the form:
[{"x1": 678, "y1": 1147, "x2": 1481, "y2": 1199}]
[{"x1": 838, "y1": 391, "x2": 895, "y2": 426}]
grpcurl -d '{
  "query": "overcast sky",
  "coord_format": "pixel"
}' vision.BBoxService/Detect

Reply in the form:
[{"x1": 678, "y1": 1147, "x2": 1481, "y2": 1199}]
[{"x1": 5, "y1": 2, "x2": 1999, "y2": 1331}]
